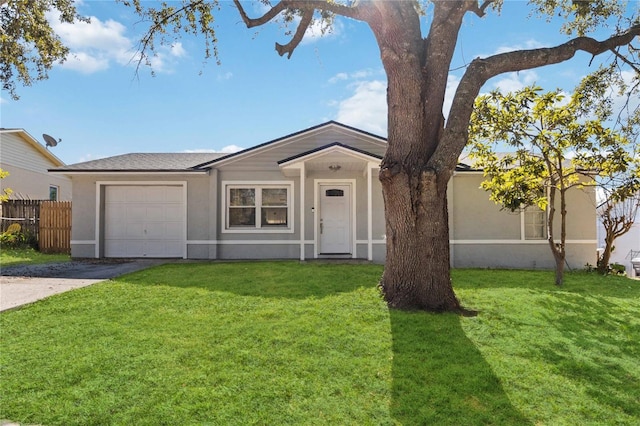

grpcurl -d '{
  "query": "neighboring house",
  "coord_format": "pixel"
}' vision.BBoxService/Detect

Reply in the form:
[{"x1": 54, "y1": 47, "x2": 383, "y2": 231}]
[
  {"x1": 0, "y1": 128, "x2": 71, "y2": 201},
  {"x1": 597, "y1": 197, "x2": 640, "y2": 277},
  {"x1": 50, "y1": 121, "x2": 597, "y2": 268}
]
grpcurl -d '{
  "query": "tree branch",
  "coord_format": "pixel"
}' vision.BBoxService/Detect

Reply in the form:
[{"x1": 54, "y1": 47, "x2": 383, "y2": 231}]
[
  {"x1": 436, "y1": 24, "x2": 640, "y2": 172},
  {"x1": 233, "y1": 0, "x2": 364, "y2": 59},
  {"x1": 468, "y1": 0, "x2": 495, "y2": 17},
  {"x1": 233, "y1": 0, "x2": 288, "y2": 28},
  {"x1": 276, "y1": 8, "x2": 313, "y2": 58}
]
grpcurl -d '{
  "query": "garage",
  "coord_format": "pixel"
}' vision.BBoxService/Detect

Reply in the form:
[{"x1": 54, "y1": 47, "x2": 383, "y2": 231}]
[{"x1": 104, "y1": 185, "x2": 185, "y2": 258}]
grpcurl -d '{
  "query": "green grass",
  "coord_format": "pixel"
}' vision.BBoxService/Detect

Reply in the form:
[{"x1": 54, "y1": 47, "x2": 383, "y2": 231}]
[
  {"x1": 0, "y1": 247, "x2": 70, "y2": 266},
  {"x1": 1, "y1": 262, "x2": 638, "y2": 425}
]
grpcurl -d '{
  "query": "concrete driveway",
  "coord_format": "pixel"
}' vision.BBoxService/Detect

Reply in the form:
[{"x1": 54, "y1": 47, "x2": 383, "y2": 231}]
[{"x1": 0, "y1": 259, "x2": 166, "y2": 312}]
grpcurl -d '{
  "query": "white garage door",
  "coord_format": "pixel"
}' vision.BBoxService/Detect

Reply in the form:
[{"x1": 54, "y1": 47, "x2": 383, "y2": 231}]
[{"x1": 104, "y1": 185, "x2": 184, "y2": 258}]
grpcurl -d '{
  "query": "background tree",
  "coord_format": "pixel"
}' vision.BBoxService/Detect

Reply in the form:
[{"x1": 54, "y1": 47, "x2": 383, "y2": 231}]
[
  {"x1": 0, "y1": 0, "x2": 85, "y2": 100},
  {"x1": 469, "y1": 86, "x2": 636, "y2": 285},
  {"x1": 598, "y1": 191, "x2": 640, "y2": 274},
  {"x1": 4, "y1": 1, "x2": 639, "y2": 311}
]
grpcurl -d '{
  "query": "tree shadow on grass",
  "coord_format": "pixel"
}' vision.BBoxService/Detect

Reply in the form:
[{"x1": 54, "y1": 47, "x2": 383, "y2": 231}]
[
  {"x1": 389, "y1": 309, "x2": 531, "y2": 425},
  {"x1": 119, "y1": 261, "x2": 384, "y2": 299}
]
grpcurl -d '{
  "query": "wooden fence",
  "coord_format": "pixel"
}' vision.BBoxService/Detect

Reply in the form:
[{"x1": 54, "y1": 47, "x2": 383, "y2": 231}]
[
  {"x1": 1, "y1": 200, "x2": 71, "y2": 254},
  {"x1": 0, "y1": 200, "x2": 40, "y2": 237},
  {"x1": 39, "y1": 201, "x2": 72, "y2": 254}
]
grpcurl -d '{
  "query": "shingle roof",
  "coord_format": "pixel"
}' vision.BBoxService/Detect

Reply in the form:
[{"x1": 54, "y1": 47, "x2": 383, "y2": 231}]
[{"x1": 51, "y1": 153, "x2": 225, "y2": 172}]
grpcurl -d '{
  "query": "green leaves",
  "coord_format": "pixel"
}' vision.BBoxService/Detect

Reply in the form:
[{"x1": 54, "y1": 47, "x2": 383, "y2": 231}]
[
  {"x1": 1, "y1": 0, "x2": 84, "y2": 99},
  {"x1": 469, "y1": 85, "x2": 635, "y2": 213}
]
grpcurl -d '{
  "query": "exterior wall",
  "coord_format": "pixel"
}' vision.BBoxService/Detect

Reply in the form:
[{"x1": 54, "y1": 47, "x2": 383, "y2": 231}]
[
  {"x1": 449, "y1": 171, "x2": 597, "y2": 269},
  {"x1": 69, "y1": 174, "x2": 211, "y2": 258},
  {"x1": 66, "y1": 124, "x2": 598, "y2": 269},
  {"x1": 0, "y1": 132, "x2": 71, "y2": 200}
]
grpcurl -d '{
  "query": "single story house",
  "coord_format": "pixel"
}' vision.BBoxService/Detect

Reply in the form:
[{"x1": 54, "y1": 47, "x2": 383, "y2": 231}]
[
  {"x1": 1, "y1": 128, "x2": 71, "y2": 201},
  {"x1": 50, "y1": 121, "x2": 597, "y2": 268}
]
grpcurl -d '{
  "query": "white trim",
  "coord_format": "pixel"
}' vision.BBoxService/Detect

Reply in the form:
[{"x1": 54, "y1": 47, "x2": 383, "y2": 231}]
[
  {"x1": 367, "y1": 163, "x2": 374, "y2": 261},
  {"x1": 451, "y1": 239, "x2": 597, "y2": 245},
  {"x1": 95, "y1": 181, "x2": 188, "y2": 259},
  {"x1": 356, "y1": 239, "x2": 386, "y2": 244},
  {"x1": 71, "y1": 240, "x2": 96, "y2": 245},
  {"x1": 314, "y1": 179, "x2": 357, "y2": 258},
  {"x1": 221, "y1": 181, "x2": 294, "y2": 234},
  {"x1": 299, "y1": 163, "x2": 306, "y2": 260},
  {"x1": 187, "y1": 240, "x2": 314, "y2": 245}
]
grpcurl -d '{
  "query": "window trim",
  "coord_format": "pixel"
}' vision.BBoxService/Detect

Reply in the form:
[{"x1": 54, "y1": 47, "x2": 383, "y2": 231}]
[
  {"x1": 49, "y1": 185, "x2": 59, "y2": 201},
  {"x1": 221, "y1": 181, "x2": 294, "y2": 234},
  {"x1": 522, "y1": 206, "x2": 547, "y2": 240}
]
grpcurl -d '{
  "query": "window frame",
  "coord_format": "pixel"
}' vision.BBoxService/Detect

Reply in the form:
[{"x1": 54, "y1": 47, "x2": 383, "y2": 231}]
[
  {"x1": 222, "y1": 181, "x2": 294, "y2": 234},
  {"x1": 49, "y1": 185, "x2": 59, "y2": 201},
  {"x1": 522, "y1": 205, "x2": 546, "y2": 240}
]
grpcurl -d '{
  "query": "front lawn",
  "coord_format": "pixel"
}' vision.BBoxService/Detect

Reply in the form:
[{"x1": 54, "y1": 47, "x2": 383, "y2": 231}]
[
  {"x1": 0, "y1": 247, "x2": 70, "y2": 267},
  {"x1": 1, "y1": 262, "x2": 638, "y2": 425}
]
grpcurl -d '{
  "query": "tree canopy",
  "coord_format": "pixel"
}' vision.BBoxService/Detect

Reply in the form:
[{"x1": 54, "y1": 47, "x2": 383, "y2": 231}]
[{"x1": 468, "y1": 85, "x2": 637, "y2": 285}]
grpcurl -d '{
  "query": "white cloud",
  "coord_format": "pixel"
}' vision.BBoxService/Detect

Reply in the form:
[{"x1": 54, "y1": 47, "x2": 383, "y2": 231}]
[
  {"x1": 301, "y1": 18, "x2": 343, "y2": 45},
  {"x1": 48, "y1": 12, "x2": 185, "y2": 74},
  {"x1": 221, "y1": 145, "x2": 244, "y2": 154},
  {"x1": 61, "y1": 51, "x2": 110, "y2": 74},
  {"x1": 328, "y1": 72, "x2": 349, "y2": 84},
  {"x1": 217, "y1": 71, "x2": 234, "y2": 81},
  {"x1": 183, "y1": 145, "x2": 243, "y2": 154},
  {"x1": 335, "y1": 80, "x2": 387, "y2": 135},
  {"x1": 491, "y1": 70, "x2": 539, "y2": 93},
  {"x1": 493, "y1": 39, "x2": 545, "y2": 55},
  {"x1": 444, "y1": 74, "x2": 461, "y2": 119},
  {"x1": 183, "y1": 149, "x2": 217, "y2": 153}
]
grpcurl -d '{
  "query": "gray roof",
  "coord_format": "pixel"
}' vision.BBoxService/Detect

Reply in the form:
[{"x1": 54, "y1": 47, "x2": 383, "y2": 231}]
[{"x1": 51, "y1": 153, "x2": 225, "y2": 172}]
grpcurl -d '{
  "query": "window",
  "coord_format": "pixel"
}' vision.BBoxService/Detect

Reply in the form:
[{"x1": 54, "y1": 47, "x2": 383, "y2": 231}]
[
  {"x1": 524, "y1": 206, "x2": 546, "y2": 239},
  {"x1": 225, "y1": 183, "x2": 291, "y2": 232},
  {"x1": 49, "y1": 185, "x2": 59, "y2": 201}
]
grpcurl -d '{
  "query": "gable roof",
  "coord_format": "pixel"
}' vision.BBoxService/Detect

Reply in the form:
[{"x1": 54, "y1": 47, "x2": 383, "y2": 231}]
[
  {"x1": 277, "y1": 141, "x2": 383, "y2": 166},
  {"x1": 51, "y1": 153, "x2": 223, "y2": 173},
  {"x1": 0, "y1": 128, "x2": 66, "y2": 167},
  {"x1": 194, "y1": 121, "x2": 387, "y2": 168}
]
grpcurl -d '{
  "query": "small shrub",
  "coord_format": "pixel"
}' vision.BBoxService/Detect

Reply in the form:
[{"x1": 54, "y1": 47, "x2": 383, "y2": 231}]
[
  {"x1": 610, "y1": 263, "x2": 626, "y2": 276},
  {"x1": 0, "y1": 227, "x2": 37, "y2": 249}
]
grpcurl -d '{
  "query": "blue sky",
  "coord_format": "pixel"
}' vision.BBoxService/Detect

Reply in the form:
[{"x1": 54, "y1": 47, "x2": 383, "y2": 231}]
[{"x1": 1, "y1": 0, "x2": 636, "y2": 165}]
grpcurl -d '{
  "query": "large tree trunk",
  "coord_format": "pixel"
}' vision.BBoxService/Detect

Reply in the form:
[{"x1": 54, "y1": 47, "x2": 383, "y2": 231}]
[
  {"x1": 379, "y1": 166, "x2": 460, "y2": 311},
  {"x1": 368, "y1": 0, "x2": 465, "y2": 312}
]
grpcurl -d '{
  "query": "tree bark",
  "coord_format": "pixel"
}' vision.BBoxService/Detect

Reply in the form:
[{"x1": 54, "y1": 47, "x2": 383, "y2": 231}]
[
  {"x1": 367, "y1": 1, "x2": 466, "y2": 312},
  {"x1": 379, "y1": 166, "x2": 461, "y2": 311}
]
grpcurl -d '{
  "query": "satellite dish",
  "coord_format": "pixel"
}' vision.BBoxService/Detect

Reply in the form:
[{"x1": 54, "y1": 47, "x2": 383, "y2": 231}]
[{"x1": 43, "y1": 133, "x2": 61, "y2": 148}]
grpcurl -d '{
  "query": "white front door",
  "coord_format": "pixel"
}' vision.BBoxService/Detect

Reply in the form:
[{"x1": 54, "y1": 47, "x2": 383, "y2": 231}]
[{"x1": 319, "y1": 184, "x2": 351, "y2": 254}]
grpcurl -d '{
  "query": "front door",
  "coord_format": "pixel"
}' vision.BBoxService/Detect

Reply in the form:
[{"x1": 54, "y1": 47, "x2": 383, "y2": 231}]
[{"x1": 319, "y1": 184, "x2": 351, "y2": 254}]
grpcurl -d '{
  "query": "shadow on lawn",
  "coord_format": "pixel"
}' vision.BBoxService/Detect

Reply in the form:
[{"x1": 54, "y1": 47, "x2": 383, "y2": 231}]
[{"x1": 389, "y1": 310, "x2": 530, "y2": 425}]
